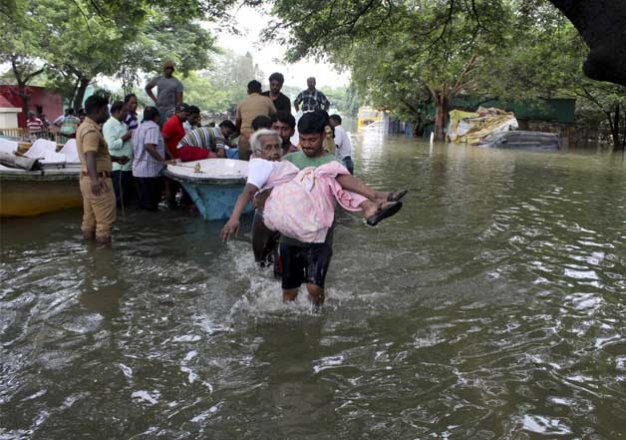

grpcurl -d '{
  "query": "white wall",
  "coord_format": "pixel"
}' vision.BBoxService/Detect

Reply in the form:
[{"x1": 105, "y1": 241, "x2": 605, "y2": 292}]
[{"x1": 0, "y1": 109, "x2": 19, "y2": 129}]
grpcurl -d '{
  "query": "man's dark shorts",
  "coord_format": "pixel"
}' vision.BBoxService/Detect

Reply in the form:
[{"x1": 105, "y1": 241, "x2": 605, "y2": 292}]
[{"x1": 279, "y1": 230, "x2": 333, "y2": 289}]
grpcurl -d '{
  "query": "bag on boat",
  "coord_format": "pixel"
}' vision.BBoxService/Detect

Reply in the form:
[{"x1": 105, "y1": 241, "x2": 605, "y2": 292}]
[{"x1": 0, "y1": 152, "x2": 42, "y2": 171}]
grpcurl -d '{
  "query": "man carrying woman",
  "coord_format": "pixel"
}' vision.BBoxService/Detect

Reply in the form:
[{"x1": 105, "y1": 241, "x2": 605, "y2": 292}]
[{"x1": 221, "y1": 113, "x2": 406, "y2": 306}]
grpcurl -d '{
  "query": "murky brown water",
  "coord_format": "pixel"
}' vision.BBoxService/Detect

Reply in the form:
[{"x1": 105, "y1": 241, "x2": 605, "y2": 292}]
[{"x1": 1, "y1": 131, "x2": 626, "y2": 439}]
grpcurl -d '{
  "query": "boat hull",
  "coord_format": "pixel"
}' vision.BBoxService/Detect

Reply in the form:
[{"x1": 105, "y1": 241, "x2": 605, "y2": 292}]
[
  {"x1": 180, "y1": 182, "x2": 252, "y2": 221},
  {"x1": 165, "y1": 159, "x2": 251, "y2": 221},
  {"x1": 1, "y1": 172, "x2": 81, "y2": 217}
]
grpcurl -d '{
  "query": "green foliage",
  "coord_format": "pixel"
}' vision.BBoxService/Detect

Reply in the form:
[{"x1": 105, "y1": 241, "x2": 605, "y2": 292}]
[
  {"x1": 263, "y1": 0, "x2": 623, "y2": 145},
  {"x1": 323, "y1": 85, "x2": 359, "y2": 116},
  {"x1": 263, "y1": 0, "x2": 518, "y2": 139},
  {"x1": 166, "y1": 51, "x2": 264, "y2": 114},
  {"x1": 0, "y1": 0, "x2": 234, "y2": 110}
]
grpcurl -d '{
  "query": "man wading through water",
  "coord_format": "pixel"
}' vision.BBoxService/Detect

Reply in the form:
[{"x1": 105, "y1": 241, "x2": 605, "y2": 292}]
[{"x1": 221, "y1": 112, "x2": 407, "y2": 307}]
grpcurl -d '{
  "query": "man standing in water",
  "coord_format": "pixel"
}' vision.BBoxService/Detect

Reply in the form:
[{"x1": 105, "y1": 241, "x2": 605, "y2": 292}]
[
  {"x1": 329, "y1": 114, "x2": 354, "y2": 174},
  {"x1": 279, "y1": 112, "x2": 343, "y2": 306},
  {"x1": 262, "y1": 72, "x2": 292, "y2": 113},
  {"x1": 76, "y1": 95, "x2": 118, "y2": 245},
  {"x1": 123, "y1": 94, "x2": 139, "y2": 131},
  {"x1": 145, "y1": 59, "x2": 184, "y2": 123},
  {"x1": 294, "y1": 77, "x2": 330, "y2": 113},
  {"x1": 235, "y1": 80, "x2": 276, "y2": 161}
]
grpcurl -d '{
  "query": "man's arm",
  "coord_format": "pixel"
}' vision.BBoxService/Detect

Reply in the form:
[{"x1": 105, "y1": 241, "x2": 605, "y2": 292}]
[
  {"x1": 145, "y1": 78, "x2": 159, "y2": 105},
  {"x1": 320, "y1": 92, "x2": 330, "y2": 111},
  {"x1": 177, "y1": 132, "x2": 191, "y2": 149},
  {"x1": 214, "y1": 131, "x2": 227, "y2": 158},
  {"x1": 52, "y1": 115, "x2": 64, "y2": 127},
  {"x1": 82, "y1": 130, "x2": 106, "y2": 195},
  {"x1": 294, "y1": 92, "x2": 302, "y2": 112},
  {"x1": 176, "y1": 80, "x2": 184, "y2": 106},
  {"x1": 235, "y1": 106, "x2": 242, "y2": 133},
  {"x1": 144, "y1": 143, "x2": 166, "y2": 162}
]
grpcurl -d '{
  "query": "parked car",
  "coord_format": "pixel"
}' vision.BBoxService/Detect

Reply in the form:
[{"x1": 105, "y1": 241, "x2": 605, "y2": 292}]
[{"x1": 479, "y1": 131, "x2": 560, "y2": 150}]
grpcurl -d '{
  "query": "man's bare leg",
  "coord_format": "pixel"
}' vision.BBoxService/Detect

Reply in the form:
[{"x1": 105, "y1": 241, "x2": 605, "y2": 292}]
[
  {"x1": 283, "y1": 288, "x2": 298, "y2": 303},
  {"x1": 305, "y1": 284, "x2": 325, "y2": 307}
]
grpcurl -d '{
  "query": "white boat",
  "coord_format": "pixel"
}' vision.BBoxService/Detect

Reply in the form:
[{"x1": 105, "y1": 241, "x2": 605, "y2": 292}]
[
  {"x1": 0, "y1": 138, "x2": 82, "y2": 217},
  {"x1": 164, "y1": 158, "x2": 252, "y2": 220}
]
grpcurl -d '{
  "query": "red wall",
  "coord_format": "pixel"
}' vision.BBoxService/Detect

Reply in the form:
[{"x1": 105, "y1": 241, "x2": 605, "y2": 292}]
[{"x1": 0, "y1": 85, "x2": 64, "y2": 128}]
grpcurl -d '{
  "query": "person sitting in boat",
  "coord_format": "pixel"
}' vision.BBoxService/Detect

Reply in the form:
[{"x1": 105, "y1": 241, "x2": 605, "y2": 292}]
[
  {"x1": 184, "y1": 105, "x2": 201, "y2": 133},
  {"x1": 220, "y1": 128, "x2": 405, "y2": 259},
  {"x1": 176, "y1": 120, "x2": 237, "y2": 162},
  {"x1": 252, "y1": 115, "x2": 272, "y2": 131}
]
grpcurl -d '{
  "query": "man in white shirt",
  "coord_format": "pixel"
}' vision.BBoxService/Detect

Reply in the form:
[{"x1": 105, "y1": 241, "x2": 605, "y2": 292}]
[
  {"x1": 103, "y1": 101, "x2": 133, "y2": 207},
  {"x1": 329, "y1": 114, "x2": 354, "y2": 174}
]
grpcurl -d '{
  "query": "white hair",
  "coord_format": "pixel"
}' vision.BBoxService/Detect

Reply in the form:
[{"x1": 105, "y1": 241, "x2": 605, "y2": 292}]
[{"x1": 250, "y1": 129, "x2": 281, "y2": 156}]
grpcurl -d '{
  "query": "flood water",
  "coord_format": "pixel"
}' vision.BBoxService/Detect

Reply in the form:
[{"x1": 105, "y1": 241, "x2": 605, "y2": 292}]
[{"x1": 1, "y1": 131, "x2": 626, "y2": 439}]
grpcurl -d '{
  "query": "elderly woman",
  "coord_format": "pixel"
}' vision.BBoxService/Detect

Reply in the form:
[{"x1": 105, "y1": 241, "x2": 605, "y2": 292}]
[
  {"x1": 221, "y1": 129, "x2": 403, "y2": 243},
  {"x1": 132, "y1": 106, "x2": 167, "y2": 211}
]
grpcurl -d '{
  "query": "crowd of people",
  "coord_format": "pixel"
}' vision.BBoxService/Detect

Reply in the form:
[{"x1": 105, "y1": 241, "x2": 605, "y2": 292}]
[{"x1": 71, "y1": 59, "x2": 401, "y2": 306}]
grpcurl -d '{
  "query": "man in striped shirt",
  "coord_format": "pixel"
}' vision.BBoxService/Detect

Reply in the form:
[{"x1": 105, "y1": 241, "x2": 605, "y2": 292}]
[
  {"x1": 294, "y1": 77, "x2": 330, "y2": 113},
  {"x1": 27, "y1": 112, "x2": 46, "y2": 138},
  {"x1": 177, "y1": 120, "x2": 237, "y2": 162},
  {"x1": 124, "y1": 94, "x2": 139, "y2": 131}
]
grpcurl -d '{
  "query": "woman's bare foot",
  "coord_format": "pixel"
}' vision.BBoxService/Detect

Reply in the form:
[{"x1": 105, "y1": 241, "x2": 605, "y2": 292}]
[{"x1": 375, "y1": 189, "x2": 408, "y2": 202}]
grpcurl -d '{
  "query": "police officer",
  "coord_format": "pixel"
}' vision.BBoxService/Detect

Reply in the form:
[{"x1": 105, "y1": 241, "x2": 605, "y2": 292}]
[{"x1": 76, "y1": 95, "x2": 127, "y2": 244}]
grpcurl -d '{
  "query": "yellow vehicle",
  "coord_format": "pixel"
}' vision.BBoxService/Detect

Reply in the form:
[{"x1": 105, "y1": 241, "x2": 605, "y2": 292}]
[{"x1": 357, "y1": 106, "x2": 384, "y2": 130}]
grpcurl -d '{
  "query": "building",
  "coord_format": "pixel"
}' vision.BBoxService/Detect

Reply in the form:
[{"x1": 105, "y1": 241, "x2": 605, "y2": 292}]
[
  {"x1": 0, "y1": 95, "x2": 20, "y2": 129},
  {"x1": 0, "y1": 85, "x2": 64, "y2": 129}
]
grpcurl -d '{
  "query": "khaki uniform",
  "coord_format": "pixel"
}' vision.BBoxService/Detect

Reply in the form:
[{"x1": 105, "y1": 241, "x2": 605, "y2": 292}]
[
  {"x1": 236, "y1": 94, "x2": 276, "y2": 160},
  {"x1": 76, "y1": 117, "x2": 116, "y2": 240}
]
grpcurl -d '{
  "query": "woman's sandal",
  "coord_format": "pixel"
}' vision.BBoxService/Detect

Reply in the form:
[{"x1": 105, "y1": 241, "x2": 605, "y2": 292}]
[{"x1": 366, "y1": 202, "x2": 403, "y2": 226}]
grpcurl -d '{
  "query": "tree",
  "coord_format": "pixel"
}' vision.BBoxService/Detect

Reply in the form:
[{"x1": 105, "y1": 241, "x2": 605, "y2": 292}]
[
  {"x1": 2, "y1": 0, "x2": 236, "y2": 113},
  {"x1": 0, "y1": 2, "x2": 46, "y2": 118},
  {"x1": 265, "y1": 0, "x2": 513, "y2": 141},
  {"x1": 37, "y1": 0, "x2": 218, "y2": 110},
  {"x1": 487, "y1": 8, "x2": 626, "y2": 151},
  {"x1": 177, "y1": 51, "x2": 265, "y2": 114}
]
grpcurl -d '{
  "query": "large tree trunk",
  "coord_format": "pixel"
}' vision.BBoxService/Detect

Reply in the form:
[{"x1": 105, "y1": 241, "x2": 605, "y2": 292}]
[
  {"x1": 549, "y1": 0, "x2": 626, "y2": 87},
  {"x1": 17, "y1": 81, "x2": 29, "y2": 120},
  {"x1": 612, "y1": 104, "x2": 621, "y2": 151},
  {"x1": 433, "y1": 91, "x2": 449, "y2": 142},
  {"x1": 73, "y1": 77, "x2": 91, "y2": 111},
  {"x1": 612, "y1": 103, "x2": 625, "y2": 151}
]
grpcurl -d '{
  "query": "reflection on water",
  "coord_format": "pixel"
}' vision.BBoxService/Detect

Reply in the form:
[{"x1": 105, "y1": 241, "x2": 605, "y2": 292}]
[{"x1": 1, "y1": 134, "x2": 626, "y2": 439}]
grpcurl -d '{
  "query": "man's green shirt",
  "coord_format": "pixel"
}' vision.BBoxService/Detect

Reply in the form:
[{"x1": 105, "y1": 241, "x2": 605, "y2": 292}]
[
  {"x1": 280, "y1": 150, "x2": 338, "y2": 247},
  {"x1": 283, "y1": 150, "x2": 336, "y2": 170}
]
